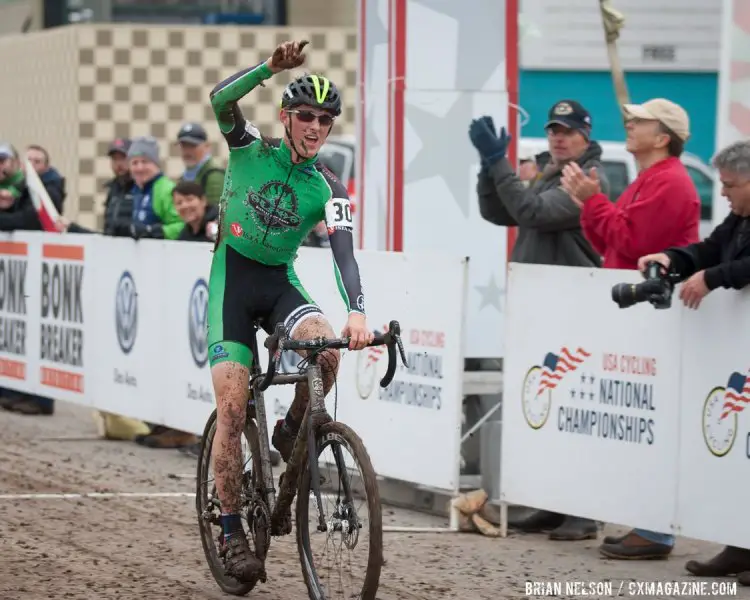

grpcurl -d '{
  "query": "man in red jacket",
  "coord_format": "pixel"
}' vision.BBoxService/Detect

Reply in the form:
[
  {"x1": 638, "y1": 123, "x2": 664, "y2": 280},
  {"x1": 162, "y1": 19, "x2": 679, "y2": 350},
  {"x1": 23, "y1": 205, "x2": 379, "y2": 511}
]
[
  {"x1": 561, "y1": 98, "x2": 700, "y2": 270},
  {"x1": 560, "y1": 99, "x2": 701, "y2": 561}
]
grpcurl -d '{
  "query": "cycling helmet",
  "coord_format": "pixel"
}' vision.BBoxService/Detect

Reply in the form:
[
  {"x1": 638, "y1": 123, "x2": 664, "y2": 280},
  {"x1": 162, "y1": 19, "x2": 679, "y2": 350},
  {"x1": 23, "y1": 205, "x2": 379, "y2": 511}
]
[{"x1": 280, "y1": 74, "x2": 342, "y2": 117}]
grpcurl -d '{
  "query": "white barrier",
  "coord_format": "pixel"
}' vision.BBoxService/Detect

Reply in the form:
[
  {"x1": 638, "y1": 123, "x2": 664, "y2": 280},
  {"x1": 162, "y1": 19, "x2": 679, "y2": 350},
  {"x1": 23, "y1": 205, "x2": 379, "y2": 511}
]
[
  {"x1": 0, "y1": 232, "x2": 467, "y2": 495},
  {"x1": 501, "y1": 262, "x2": 750, "y2": 547}
]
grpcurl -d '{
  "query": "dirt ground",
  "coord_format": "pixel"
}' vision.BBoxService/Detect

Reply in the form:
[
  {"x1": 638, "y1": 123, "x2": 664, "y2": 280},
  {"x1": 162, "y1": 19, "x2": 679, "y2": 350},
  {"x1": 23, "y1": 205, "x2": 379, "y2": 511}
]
[{"x1": 0, "y1": 402, "x2": 747, "y2": 600}]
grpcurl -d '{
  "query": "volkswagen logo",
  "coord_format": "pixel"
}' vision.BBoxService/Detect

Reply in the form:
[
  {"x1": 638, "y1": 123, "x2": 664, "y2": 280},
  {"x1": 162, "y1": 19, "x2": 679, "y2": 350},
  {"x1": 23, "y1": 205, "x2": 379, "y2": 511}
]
[
  {"x1": 115, "y1": 271, "x2": 137, "y2": 354},
  {"x1": 189, "y1": 279, "x2": 209, "y2": 368}
]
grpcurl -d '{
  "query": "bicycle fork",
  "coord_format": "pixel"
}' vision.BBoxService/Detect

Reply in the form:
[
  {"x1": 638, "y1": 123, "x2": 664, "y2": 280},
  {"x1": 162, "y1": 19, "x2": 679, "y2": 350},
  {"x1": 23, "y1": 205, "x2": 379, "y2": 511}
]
[{"x1": 252, "y1": 385, "x2": 277, "y2": 515}]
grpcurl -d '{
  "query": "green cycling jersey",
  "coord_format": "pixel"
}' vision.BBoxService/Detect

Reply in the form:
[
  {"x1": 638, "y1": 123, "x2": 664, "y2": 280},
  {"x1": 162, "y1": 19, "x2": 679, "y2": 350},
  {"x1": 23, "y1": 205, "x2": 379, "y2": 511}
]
[{"x1": 209, "y1": 62, "x2": 364, "y2": 314}]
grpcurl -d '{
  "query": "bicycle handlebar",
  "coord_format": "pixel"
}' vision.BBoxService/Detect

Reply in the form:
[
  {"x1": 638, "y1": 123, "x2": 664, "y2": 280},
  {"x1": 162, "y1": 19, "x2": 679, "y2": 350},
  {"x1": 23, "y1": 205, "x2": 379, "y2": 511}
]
[{"x1": 257, "y1": 319, "x2": 409, "y2": 392}]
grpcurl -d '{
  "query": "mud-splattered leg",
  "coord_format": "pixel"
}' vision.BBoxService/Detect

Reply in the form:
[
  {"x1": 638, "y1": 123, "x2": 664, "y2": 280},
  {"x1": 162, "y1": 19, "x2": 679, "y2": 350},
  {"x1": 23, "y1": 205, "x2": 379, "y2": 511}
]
[
  {"x1": 211, "y1": 361, "x2": 250, "y2": 514},
  {"x1": 288, "y1": 315, "x2": 340, "y2": 422}
]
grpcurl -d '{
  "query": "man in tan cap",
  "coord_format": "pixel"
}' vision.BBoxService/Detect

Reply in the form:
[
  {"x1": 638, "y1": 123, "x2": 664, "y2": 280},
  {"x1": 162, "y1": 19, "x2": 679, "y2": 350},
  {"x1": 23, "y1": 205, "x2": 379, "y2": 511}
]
[
  {"x1": 560, "y1": 99, "x2": 701, "y2": 560},
  {"x1": 561, "y1": 97, "x2": 700, "y2": 271}
]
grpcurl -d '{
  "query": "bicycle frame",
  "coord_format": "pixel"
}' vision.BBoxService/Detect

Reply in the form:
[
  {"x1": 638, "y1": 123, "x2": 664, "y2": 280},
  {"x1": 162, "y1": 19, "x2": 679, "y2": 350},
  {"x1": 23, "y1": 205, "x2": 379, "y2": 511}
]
[
  {"x1": 246, "y1": 331, "x2": 353, "y2": 536},
  {"x1": 244, "y1": 320, "x2": 406, "y2": 536}
]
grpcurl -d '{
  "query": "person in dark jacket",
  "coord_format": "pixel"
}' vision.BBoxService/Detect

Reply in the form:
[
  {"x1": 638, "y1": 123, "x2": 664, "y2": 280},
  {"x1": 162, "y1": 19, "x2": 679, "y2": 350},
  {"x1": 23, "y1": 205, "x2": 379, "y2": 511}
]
[
  {"x1": 632, "y1": 140, "x2": 750, "y2": 570},
  {"x1": 61, "y1": 138, "x2": 135, "y2": 236},
  {"x1": 0, "y1": 143, "x2": 43, "y2": 231},
  {"x1": 468, "y1": 101, "x2": 609, "y2": 541},
  {"x1": 26, "y1": 145, "x2": 66, "y2": 214},
  {"x1": 470, "y1": 100, "x2": 608, "y2": 268}
]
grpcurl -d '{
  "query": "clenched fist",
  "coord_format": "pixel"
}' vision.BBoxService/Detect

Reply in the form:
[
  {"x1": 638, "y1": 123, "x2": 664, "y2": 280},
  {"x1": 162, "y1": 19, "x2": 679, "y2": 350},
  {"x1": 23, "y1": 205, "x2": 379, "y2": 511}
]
[{"x1": 267, "y1": 40, "x2": 309, "y2": 73}]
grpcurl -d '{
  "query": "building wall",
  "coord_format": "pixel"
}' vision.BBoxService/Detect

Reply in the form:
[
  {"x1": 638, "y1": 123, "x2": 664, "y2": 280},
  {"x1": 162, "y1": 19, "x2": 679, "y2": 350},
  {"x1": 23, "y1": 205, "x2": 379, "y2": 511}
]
[
  {"x1": 0, "y1": 0, "x2": 43, "y2": 36},
  {"x1": 0, "y1": 24, "x2": 357, "y2": 230},
  {"x1": 0, "y1": 26, "x2": 79, "y2": 206},
  {"x1": 287, "y1": 0, "x2": 357, "y2": 27}
]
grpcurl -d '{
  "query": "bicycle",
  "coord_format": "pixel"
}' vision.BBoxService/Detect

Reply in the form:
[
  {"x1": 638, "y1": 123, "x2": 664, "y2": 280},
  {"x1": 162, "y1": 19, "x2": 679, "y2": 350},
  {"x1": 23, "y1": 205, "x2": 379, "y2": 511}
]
[{"x1": 196, "y1": 318, "x2": 408, "y2": 599}]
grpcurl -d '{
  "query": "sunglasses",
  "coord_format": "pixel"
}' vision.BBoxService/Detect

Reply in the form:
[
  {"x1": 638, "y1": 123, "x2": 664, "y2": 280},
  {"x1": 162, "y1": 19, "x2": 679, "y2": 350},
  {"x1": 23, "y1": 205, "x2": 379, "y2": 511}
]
[{"x1": 288, "y1": 110, "x2": 335, "y2": 127}]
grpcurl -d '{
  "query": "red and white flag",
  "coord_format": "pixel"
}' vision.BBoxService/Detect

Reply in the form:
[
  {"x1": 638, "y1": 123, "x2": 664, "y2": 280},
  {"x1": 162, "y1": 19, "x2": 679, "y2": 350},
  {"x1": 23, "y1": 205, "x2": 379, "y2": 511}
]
[{"x1": 23, "y1": 158, "x2": 60, "y2": 232}]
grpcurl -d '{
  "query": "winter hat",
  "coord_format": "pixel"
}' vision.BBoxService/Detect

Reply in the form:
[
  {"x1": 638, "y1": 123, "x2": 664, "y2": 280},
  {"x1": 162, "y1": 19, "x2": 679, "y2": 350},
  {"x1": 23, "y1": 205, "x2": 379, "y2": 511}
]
[{"x1": 127, "y1": 136, "x2": 160, "y2": 165}]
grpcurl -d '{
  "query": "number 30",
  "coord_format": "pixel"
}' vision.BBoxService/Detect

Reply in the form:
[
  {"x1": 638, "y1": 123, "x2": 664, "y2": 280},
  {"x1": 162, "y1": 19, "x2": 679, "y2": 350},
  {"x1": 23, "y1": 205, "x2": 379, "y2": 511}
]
[{"x1": 335, "y1": 201, "x2": 352, "y2": 223}]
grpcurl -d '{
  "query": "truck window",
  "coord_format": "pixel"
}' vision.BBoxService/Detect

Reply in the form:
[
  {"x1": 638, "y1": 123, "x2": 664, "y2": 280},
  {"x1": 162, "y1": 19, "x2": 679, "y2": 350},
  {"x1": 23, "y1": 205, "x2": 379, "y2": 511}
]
[
  {"x1": 600, "y1": 161, "x2": 629, "y2": 201},
  {"x1": 685, "y1": 164, "x2": 714, "y2": 221},
  {"x1": 317, "y1": 145, "x2": 352, "y2": 184}
]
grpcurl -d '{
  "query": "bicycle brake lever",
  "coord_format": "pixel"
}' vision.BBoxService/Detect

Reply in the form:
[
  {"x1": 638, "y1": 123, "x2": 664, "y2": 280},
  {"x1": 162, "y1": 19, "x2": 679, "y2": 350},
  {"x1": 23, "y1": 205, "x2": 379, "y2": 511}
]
[{"x1": 395, "y1": 335, "x2": 408, "y2": 368}]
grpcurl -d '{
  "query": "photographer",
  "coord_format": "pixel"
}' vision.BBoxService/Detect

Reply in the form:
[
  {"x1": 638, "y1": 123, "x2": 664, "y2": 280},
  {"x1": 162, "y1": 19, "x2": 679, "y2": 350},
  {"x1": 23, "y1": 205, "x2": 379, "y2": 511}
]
[
  {"x1": 634, "y1": 140, "x2": 750, "y2": 583},
  {"x1": 638, "y1": 140, "x2": 750, "y2": 311}
]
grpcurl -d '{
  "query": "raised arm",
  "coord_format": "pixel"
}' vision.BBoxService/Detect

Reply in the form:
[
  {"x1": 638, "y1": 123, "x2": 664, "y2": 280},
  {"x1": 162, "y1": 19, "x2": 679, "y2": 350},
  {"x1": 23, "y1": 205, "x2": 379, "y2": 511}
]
[
  {"x1": 209, "y1": 63, "x2": 271, "y2": 147},
  {"x1": 209, "y1": 40, "x2": 309, "y2": 149}
]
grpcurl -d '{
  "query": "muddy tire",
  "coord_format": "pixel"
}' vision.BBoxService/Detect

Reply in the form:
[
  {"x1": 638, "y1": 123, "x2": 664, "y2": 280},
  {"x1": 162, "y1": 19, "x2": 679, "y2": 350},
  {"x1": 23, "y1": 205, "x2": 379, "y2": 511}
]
[
  {"x1": 295, "y1": 421, "x2": 383, "y2": 599},
  {"x1": 196, "y1": 409, "x2": 263, "y2": 597}
]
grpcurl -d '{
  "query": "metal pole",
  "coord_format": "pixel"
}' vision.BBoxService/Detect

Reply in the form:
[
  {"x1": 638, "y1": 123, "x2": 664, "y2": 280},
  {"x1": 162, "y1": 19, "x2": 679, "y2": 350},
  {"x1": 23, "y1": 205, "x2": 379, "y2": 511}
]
[{"x1": 460, "y1": 400, "x2": 503, "y2": 444}]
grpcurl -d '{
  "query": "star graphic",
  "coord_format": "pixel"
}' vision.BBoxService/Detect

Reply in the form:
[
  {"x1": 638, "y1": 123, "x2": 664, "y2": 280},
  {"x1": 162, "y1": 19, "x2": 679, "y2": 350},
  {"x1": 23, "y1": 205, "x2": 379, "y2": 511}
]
[
  {"x1": 570, "y1": 388, "x2": 576, "y2": 399},
  {"x1": 475, "y1": 272, "x2": 503, "y2": 312},
  {"x1": 405, "y1": 93, "x2": 475, "y2": 216},
  {"x1": 580, "y1": 373, "x2": 586, "y2": 384},
  {"x1": 589, "y1": 392, "x2": 595, "y2": 401},
  {"x1": 579, "y1": 390, "x2": 585, "y2": 400}
]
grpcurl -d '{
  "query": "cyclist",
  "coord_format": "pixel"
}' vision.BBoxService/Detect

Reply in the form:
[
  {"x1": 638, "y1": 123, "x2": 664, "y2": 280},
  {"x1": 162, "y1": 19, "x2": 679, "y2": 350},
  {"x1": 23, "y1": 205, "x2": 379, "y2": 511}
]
[{"x1": 207, "y1": 40, "x2": 374, "y2": 583}]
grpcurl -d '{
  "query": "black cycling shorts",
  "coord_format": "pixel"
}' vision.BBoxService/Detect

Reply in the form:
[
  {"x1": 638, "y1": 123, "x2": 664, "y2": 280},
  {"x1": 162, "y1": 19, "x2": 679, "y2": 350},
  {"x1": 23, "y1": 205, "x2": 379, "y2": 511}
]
[{"x1": 207, "y1": 243, "x2": 322, "y2": 367}]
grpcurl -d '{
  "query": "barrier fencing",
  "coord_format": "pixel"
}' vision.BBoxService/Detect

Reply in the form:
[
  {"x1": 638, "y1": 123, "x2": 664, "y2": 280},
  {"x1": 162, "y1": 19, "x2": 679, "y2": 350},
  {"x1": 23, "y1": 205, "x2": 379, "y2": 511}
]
[{"x1": 501, "y1": 263, "x2": 750, "y2": 548}]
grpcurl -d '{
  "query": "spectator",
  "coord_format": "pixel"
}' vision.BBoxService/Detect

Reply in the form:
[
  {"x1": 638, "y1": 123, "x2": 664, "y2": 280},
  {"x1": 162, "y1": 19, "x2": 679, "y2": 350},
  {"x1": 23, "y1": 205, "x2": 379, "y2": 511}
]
[
  {"x1": 127, "y1": 136, "x2": 184, "y2": 240},
  {"x1": 101, "y1": 138, "x2": 136, "y2": 236},
  {"x1": 26, "y1": 144, "x2": 66, "y2": 213},
  {"x1": 562, "y1": 99, "x2": 700, "y2": 560},
  {"x1": 0, "y1": 143, "x2": 42, "y2": 231},
  {"x1": 173, "y1": 180, "x2": 219, "y2": 243},
  {"x1": 61, "y1": 138, "x2": 136, "y2": 236},
  {"x1": 0, "y1": 143, "x2": 54, "y2": 415},
  {"x1": 638, "y1": 141, "x2": 750, "y2": 582},
  {"x1": 176, "y1": 123, "x2": 225, "y2": 205},
  {"x1": 471, "y1": 100, "x2": 607, "y2": 269},
  {"x1": 562, "y1": 98, "x2": 700, "y2": 271},
  {"x1": 469, "y1": 101, "x2": 605, "y2": 542}
]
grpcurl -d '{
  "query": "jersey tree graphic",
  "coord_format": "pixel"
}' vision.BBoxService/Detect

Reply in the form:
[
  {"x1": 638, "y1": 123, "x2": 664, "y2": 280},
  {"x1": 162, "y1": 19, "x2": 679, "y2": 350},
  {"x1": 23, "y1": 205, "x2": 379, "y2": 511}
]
[{"x1": 245, "y1": 180, "x2": 301, "y2": 231}]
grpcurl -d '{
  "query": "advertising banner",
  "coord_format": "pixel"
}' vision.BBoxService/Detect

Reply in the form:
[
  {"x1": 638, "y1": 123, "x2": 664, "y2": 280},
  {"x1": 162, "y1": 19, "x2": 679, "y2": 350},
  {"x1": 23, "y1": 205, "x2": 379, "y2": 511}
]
[
  {"x1": 502, "y1": 264, "x2": 682, "y2": 533},
  {"x1": 0, "y1": 239, "x2": 36, "y2": 394},
  {"x1": 35, "y1": 235, "x2": 94, "y2": 406},
  {"x1": 90, "y1": 238, "x2": 167, "y2": 424}
]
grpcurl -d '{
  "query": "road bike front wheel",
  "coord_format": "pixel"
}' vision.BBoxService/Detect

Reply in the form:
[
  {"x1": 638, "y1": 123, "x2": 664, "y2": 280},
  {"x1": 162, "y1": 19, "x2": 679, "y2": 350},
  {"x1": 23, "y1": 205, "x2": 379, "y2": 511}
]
[{"x1": 296, "y1": 421, "x2": 383, "y2": 600}]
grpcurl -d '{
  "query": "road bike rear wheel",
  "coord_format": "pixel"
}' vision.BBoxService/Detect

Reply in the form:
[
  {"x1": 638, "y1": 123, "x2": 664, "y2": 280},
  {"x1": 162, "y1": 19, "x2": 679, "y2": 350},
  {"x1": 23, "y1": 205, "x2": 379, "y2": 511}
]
[
  {"x1": 296, "y1": 421, "x2": 383, "y2": 600},
  {"x1": 196, "y1": 409, "x2": 265, "y2": 597}
]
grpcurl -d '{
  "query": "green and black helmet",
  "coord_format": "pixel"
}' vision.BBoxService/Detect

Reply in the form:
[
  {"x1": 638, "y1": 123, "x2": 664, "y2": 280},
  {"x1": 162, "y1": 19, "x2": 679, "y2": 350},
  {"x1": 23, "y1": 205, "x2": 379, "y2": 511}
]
[{"x1": 280, "y1": 74, "x2": 342, "y2": 117}]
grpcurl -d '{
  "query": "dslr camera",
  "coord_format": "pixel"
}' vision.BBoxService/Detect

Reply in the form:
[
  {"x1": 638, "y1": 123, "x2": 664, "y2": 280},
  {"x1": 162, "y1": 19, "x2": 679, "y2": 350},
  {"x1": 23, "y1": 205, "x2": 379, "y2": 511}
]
[{"x1": 612, "y1": 261, "x2": 678, "y2": 309}]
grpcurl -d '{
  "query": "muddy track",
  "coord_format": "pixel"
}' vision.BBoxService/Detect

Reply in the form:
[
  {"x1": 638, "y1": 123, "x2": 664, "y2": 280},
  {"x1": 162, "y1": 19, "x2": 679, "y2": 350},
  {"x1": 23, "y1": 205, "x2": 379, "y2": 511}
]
[{"x1": 1, "y1": 402, "x2": 746, "y2": 600}]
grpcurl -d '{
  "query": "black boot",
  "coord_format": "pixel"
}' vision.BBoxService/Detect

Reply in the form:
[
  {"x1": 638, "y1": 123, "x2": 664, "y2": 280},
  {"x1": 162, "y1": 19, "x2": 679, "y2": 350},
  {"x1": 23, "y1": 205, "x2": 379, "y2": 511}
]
[
  {"x1": 686, "y1": 546, "x2": 750, "y2": 577},
  {"x1": 509, "y1": 510, "x2": 565, "y2": 533},
  {"x1": 549, "y1": 516, "x2": 598, "y2": 541}
]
